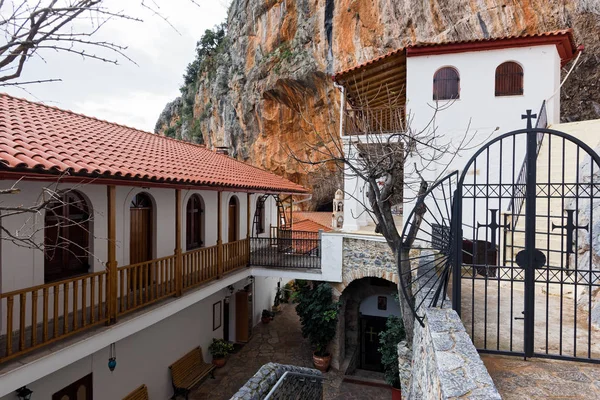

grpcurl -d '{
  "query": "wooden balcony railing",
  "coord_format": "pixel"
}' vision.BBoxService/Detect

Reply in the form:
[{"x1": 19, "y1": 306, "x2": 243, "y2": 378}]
[
  {"x1": 182, "y1": 245, "x2": 218, "y2": 292},
  {"x1": 117, "y1": 255, "x2": 177, "y2": 316},
  {"x1": 0, "y1": 271, "x2": 108, "y2": 363},
  {"x1": 223, "y1": 239, "x2": 249, "y2": 274},
  {"x1": 0, "y1": 239, "x2": 250, "y2": 364},
  {"x1": 344, "y1": 105, "x2": 406, "y2": 135}
]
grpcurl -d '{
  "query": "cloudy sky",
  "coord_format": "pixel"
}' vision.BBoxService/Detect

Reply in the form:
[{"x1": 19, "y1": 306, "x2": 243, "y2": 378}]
[{"x1": 2, "y1": 0, "x2": 229, "y2": 132}]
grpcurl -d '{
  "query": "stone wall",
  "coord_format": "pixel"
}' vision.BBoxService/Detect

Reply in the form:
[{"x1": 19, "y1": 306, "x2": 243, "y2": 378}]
[
  {"x1": 405, "y1": 252, "x2": 500, "y2": 399},
  {"x1": 231, "y1": 362, "x2": 322, "y2": 400}
]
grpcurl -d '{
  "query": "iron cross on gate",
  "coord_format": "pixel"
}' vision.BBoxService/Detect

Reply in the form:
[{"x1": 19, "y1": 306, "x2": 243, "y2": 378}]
[
  {"x1": 522, "y1": 109, "x2": 537, "y2": 129},
  {"x1": 552, "y1": 209, "x2": 589, "y2": 256},
  {"x1": 477, "y1": 209, "x2": 509, "y2": 251}
]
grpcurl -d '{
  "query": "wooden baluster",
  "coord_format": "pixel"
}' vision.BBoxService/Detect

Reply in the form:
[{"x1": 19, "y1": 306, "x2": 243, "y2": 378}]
[
  {"x1": 82, "y1": 277, "x2": 87, "y2": 327},
  {"x1": 175, "y1": 189, "x2": 183, "y2": 296},
  {"x1": 19, "y1": 293, "x2": 25, "y2": 351},
  {"x1": 153, "y1": 261, "x2": 157, "y2": 300},
  {"x1": 73, "y1": 279, "x2": 79, "y2": 330},
  {"x1": 118, "y1": 270, "x2": 124, "y2": 313},
  {"x1": 63, "y1": 282, "x2": 69, "y2": 334},
  {"x1": 32, "y1": 291, "x2": 38, "y2": 346},
  {"x1": 143, "y1": 263, "x2": 148, "y2": 304},
  {"x1": 53, "y1": 285, "x2": 59, "y2": 338},
  {"x1": 91, "y1": 275, "x2": 96, "y2": 324},
  {"x1": 42, "y1": 287, "x2": 49, "y2": 342},
  {"x1": 133, "y1": 267, "x2": 138, "y2": 307},
  {"x1": 99, "y1": 276, "x2": 104, "y2": 320},
  {"x1": 6, "y1": 296, "x2": 14, "y2": 356}
]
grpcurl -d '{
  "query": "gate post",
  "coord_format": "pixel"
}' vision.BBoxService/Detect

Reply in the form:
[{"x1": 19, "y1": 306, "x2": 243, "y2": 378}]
[
  {"x1": 523, "y1": 110, "x2": 537, "y2": 358},
  {"x1": 452, "y1": 188, "x2": 462, "y2": 316}
]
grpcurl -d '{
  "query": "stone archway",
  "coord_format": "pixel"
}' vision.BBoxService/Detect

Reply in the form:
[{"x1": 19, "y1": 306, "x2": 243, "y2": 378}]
[{"x1": 330, "y1": 276, "x2": 400, "y2": 372}]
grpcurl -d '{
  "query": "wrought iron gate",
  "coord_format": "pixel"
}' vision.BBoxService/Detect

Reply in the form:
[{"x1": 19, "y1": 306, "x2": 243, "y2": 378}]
[{"x1": 400, "y1": 110, "x2": 600, "y2": 363}]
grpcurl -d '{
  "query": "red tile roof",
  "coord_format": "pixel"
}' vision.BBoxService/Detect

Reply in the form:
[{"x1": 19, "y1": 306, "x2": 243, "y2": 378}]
[
  {"x1": 334, "y1": 29, "x2": 578, "y2": 80},
  {"x1": 292, "y1": 218, "x2": 332, "y2": 233},
  {"x1": 0, "y1": 94, "x2": 307, "y2": 193},
  {"x1": 293, "y1": 212, "x2": 333, "y2": 230}
]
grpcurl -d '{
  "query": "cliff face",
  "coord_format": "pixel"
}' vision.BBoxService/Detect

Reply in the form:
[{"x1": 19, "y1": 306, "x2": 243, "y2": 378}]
[{"x1": 155, "y1": 0, "x2": 600, "y2": 208}]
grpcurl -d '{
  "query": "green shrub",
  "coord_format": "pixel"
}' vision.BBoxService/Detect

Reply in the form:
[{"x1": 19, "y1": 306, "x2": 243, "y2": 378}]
[
  {"x1": 378, "y1": 315, "x2": 406, "y2": 388},
  {"x1": 294, "y1": 281, "x2": 339, "y2": 356},
  {"x1": 208, "y1": 338, "x2": 234, "y2": 359}
]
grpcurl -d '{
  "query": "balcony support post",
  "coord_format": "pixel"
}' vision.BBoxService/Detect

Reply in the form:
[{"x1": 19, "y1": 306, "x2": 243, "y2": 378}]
[
  {"x1": 246, "y1": 193, "x2": 251, "y2": 265},
  {"x1": 106, "y1": 185, "x2": 118, "y2": 324},
  {"x1": 175, "y1": 189, "x2": 183, "y2": 296},
  {"x1": 217, "y1": 191, "x2": 223, "y2": 278}
]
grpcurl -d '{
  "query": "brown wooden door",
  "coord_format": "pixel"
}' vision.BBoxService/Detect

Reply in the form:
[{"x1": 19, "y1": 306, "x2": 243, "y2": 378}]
[
  {"x1": 130, "y1": 194, "x2": 153, "y2": 265},
  {"x1": 52, "y1": 373, "x2": 93, "y2": 400},
  {"x1": 228, "y1": 198, "x2": 238, "y2": 242},
  {"x1": 235, "y1": 291, "x2": 249, "y2": 342}
]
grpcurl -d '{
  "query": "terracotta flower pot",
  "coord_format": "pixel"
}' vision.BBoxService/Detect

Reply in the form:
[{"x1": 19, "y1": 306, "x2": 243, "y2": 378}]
[
  {"x1": 212, "y1": 357, "x2": 226, "y2": 368},
  {"x1": 312, "y1": 352, "x2": 331, "y2": 372},
  {"x1": 391, "y1": 387, "x2": 402, "y2": 400}
]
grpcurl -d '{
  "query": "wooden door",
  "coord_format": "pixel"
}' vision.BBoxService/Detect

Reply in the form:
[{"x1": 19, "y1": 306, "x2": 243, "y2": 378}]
[
  {"x1": 235, "y1": 291, "x2": 249, "y2": 342},
  {"x1": 52, "y1": 373, "x2": 93, "y2": 400},
  {"x1": 360, "y1": 316, "x2": 387, "y2": 371},
  {"x1": 228, "y1": 198, "x2": 238, "y2": 242},
  {"x1": 130, "y1": 194, "x2": 153, "y2": 265}
]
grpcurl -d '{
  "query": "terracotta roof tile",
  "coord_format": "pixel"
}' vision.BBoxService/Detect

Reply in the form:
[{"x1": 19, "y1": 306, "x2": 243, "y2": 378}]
[
  {"x1": 0, "y1": 93, "x2": 307, "y2": 194},
  {"x1": 293, "y1": 212, "x2": 333, "y2": 229},
  {"x1": 292, "y1": 218, "x2": 332, "y2": 233}
]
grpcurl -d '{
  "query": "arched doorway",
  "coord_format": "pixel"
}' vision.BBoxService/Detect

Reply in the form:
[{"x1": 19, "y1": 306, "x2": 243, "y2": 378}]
[
  {"x1": 44, "y1": 190, "x2": 91, "y2": 282},
  {"x1": 337, "y1": 277, "x2": 400, "y2": 373},
  {"x1": 228, "y1": 196, "x2": 239, "y2": 242},
  {"x1": 130, "y1": 192, "x2": 153, "y2": 264},
  {"x1": 186, "y1": 194, "x2": 204, "y2": 250}
]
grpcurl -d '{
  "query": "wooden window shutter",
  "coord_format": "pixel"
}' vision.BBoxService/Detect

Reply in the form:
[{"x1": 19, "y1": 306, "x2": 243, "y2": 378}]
[
  {"x1": 433, "y1": 67, "x2": 460, "y2": 100},
  {"x1": 495, "y1": 62, "x2": 523, "y2": 96}
]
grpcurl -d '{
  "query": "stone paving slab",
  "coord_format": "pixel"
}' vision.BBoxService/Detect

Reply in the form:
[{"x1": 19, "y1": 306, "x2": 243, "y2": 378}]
[
  {"x1": 482, "y1": 354, "x2": 600, "y2": 399},
  {"x1": 189, "y1": 303, "x2": 391, "y2": 400}
]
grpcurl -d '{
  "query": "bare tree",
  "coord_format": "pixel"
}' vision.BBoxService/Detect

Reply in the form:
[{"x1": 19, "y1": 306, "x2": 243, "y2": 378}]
[
  {"x1": 0, "y1": 0, "x2": 201, "y2": 86},
  {"x1": 285, "y1": 82, "x2": 491, "y2": 342},
  {"x1": 0, "y1": 175, "x2": 102, "y2": 274}
]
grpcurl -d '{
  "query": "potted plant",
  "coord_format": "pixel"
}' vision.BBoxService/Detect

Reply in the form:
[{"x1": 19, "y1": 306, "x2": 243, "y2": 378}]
[
  {"x1": 261, "y1": 309, "x2": 273, "y2": 324},
  {"x1": 208, "y1": 338, "x2": 234, "y2": 368},
  {"x1": 294, "y1": 280, "x2": 339, "y2": 372},
  {"x1": 272, "y1": 286, "x2": 282, "y2": 313},
  {"x1": 283, "y1": 282, "x2": 293, "y2": 303},
  {"x1": 379, "y1": 315, "x2": 406, "y2": 400}
]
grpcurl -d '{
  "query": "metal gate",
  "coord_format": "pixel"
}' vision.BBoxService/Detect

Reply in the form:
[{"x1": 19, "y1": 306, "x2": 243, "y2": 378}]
[
  {"x1": 452, "y1": 112, "x2": 600, "y2": 362},
  {"x1": 399, "y1": 110, "x2": 600, "y2": 363}
]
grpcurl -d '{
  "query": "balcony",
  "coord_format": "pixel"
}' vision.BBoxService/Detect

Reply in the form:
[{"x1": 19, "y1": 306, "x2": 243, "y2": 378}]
[
  {"x1": 344, "y1": 105, "x2": 406, "y2": 136},
  {"x1": 249, "y1": 230, "x2": 321, "y2": 270},
  {"x1": 0, "y1": 239, "x2": 249, "y2": 364}
]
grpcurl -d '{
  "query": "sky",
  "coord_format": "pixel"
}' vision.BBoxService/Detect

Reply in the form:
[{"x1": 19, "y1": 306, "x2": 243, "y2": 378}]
[{"x1": 2, "y1": 0, "x2": 229, "y2": 132}]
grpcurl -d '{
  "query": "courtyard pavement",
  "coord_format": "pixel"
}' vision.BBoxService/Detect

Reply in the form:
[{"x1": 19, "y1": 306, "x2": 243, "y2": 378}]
[
  {"x1": 189, "y1": 303, "x2": 390, "y2": 400},
  {"x1": 482, "y1": 354, "x2": 600, "y2": 399}
]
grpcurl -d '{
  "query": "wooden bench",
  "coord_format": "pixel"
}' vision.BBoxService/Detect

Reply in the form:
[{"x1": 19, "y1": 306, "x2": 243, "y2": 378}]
[
  {"x1": 122, "y1": 384, "x2": 149, "y2": 400},
  {"x1": 169, "y1": 347, "x2": 215, "y2": 399}
]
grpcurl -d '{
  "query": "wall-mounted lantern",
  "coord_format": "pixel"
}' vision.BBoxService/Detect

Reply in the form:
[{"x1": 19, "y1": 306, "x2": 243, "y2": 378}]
[{"x1": 15, "y1": 386, "x2": 33, "y2": 400}]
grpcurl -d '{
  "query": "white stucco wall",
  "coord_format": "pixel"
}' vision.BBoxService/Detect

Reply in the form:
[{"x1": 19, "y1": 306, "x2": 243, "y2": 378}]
[
  {"x1": 359, "y1": 294, "x2": 401, "y2": 318},
  {"x1": 403, "y1": 44, "x2": 562, "y2": 224}
]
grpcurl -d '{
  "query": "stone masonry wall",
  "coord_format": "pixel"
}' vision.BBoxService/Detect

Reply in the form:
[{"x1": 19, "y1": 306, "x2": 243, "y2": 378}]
[
  {"x1": 231, "y1": 362, "x2": 322, "y2": 400},
  {"x1": 406, "y1": 252, "x2": 500, "y2": 399}
]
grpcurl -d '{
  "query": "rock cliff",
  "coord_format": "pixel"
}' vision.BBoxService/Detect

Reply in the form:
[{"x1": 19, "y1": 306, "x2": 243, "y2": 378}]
[{"x1": 155, "y1": 0, "x2": 600, "y2": 208}]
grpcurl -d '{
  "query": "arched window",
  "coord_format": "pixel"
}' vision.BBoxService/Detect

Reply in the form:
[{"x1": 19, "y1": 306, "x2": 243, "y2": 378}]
[
  {"x1": 186, "y1": 194, "x2": 204, "y2": 250},
  {"x1": 228, "y1": 196, "x2": 239, "y2": 242},
  {"x1": 130, "y1": 192, "x2": 153, "y2": 265},
  {"x1": 44, "y1": 191, "x2": 91, "y2": 282},
  {"x1": 433, "y1": 67, "x2": 460, "y2": 100},
  {"x1": 495, "y1": 61, "x2": 523, "y2": 96}
]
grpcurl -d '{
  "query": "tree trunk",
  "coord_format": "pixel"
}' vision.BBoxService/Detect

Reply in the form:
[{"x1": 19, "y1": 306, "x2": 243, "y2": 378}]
[{"x1": 396, "y1": 248, "x2": 414, "y2": 345}]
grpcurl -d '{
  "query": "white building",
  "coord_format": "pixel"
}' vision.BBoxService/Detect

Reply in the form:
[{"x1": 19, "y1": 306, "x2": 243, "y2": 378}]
[
  {"x1": 333, "y1": 29, "x2": 578, "y2": 232},
  {"x1": 0, "y1": 94, "x2": 335, "y2": 399}
]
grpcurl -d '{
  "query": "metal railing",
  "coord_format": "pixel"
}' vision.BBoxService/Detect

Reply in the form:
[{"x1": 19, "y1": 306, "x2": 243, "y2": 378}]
[
  {"x1": 506, "y1": 101, "x2": 548, "y2": 228},
  {"x1": 249, "y1": 231, "x2": 321, "y2": 269},
  {"x1": 264, "y1": 371, "x2": 323, "y2": 400}
]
